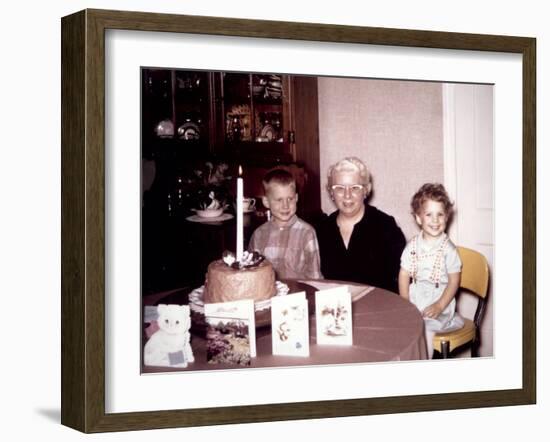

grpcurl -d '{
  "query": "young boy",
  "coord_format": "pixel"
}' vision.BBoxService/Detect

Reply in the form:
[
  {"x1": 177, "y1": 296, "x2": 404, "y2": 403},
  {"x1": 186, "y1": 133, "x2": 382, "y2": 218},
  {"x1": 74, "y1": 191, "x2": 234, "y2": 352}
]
[{"x1": 249, "y1": 168, "x2": 322, "y2": 280}]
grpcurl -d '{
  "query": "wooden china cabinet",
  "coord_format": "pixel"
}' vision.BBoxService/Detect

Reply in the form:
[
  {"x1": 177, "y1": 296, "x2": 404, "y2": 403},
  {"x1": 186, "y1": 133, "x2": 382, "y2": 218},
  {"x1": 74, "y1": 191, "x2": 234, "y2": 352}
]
[{"x1": 141, "y1": 68, "x2": 321, "y2": 292}]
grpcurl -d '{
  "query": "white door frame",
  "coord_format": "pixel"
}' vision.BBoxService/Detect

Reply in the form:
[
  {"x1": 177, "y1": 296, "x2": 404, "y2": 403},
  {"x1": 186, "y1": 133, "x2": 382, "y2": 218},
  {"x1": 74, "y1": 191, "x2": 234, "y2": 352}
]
[{"x1": 442, "y1": 83, "x2": 459, "y2": 241}]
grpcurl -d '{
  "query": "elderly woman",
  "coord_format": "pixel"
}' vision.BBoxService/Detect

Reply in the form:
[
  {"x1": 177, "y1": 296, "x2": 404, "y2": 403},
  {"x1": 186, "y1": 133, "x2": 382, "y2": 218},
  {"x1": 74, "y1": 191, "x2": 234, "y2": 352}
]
[{"x1": 316, "y1": 157, "x2": 405, "y2": 293}]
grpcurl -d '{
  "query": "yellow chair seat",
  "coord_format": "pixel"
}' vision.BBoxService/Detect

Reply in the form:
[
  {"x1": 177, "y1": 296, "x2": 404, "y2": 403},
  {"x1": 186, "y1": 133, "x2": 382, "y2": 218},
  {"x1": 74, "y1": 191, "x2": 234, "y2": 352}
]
[{"x1": 433, "y1": 319, "x2": 476, "y2": 354}]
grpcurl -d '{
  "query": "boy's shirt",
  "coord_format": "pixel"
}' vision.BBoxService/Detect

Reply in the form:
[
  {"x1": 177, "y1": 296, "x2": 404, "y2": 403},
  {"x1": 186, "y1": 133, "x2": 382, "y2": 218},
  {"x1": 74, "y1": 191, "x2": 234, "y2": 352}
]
[{"x1": 249, "y1": 215, "x2": 323, "y2": 280}]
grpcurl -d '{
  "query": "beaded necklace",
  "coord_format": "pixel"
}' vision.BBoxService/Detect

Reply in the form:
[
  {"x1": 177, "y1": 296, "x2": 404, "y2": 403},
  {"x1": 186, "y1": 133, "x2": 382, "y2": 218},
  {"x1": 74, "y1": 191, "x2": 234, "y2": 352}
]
[{"x1": 410, "y1": 234, "x2": 449, "y2": 288}]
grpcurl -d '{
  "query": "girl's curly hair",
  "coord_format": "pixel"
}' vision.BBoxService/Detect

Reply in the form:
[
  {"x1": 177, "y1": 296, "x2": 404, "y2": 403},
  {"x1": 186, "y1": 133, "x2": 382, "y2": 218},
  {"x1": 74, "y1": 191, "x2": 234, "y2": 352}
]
[{"x1": 411, "y1": 183, "x2": 453, "y2": 216}]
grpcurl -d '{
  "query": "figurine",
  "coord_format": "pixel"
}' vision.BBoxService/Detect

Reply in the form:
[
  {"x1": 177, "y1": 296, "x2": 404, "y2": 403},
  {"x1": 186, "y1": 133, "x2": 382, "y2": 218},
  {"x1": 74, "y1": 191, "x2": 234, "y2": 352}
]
[{"x1": 144, "y1": 304, "x2": 194, "y2": 368}]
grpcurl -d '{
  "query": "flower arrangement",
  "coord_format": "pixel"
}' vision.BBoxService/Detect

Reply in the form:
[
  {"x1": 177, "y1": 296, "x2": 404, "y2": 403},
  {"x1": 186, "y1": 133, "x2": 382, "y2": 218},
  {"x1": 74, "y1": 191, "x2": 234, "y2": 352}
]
[
  {"x1": 195, "y1": 161, "x2": 231, "y2": 187},
  {"x1": 192, "y1": 162, "x2": 232, "y2": 209},
  {"x1": 169, "y1": 161, "x2": 233, "y2": 214}
]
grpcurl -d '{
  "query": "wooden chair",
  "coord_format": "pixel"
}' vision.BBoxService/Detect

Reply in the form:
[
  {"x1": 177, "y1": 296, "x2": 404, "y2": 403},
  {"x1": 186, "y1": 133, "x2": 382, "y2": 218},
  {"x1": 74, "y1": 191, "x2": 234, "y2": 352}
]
[{"x1": 433, "y1": 246, "x2": 490, "y2": 358}]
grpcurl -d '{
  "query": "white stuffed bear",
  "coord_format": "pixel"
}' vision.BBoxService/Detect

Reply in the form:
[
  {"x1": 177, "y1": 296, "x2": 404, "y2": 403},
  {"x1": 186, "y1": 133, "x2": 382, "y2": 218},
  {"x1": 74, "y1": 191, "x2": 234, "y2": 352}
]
[{"x1": 144, "y1": 304, "x2": 194, "y2": 367}]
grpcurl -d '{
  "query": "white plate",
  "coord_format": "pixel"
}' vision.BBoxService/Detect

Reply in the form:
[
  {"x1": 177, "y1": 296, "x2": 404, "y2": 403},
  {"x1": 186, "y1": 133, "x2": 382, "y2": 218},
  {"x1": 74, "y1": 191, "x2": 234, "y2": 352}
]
[
  {"x1": 177, "y1": 121, "x2": 200, "y2": 140},
  {"x1": 260, "y1": 124, "x2": 275, "y2": 141},
  {"x1": 189, "y1": 281, "x2": 290, "y2": 314},
  {"x1": 185, "y1": 213, "x2": 234, "y2": 223}
]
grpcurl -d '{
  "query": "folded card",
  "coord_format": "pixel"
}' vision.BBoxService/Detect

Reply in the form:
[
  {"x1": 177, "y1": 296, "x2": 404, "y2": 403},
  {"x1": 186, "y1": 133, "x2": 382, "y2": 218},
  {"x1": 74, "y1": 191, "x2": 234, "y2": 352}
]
[
  {"x1": 315, "y1": 286, "x2": 353, "y2": 346},
  {"x1": 271, "y1": 291, "x2": 309, "y2": 357},
  {"x1": 204, "y1": 299, "x2": 256, "y2": 366}
]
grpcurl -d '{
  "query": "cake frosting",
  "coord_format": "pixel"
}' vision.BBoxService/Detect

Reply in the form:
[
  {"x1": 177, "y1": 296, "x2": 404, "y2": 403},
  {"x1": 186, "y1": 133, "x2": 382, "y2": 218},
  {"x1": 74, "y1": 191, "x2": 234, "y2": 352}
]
[{"x1": 203, "y1": 259, "x2": 276, "y2": 304}]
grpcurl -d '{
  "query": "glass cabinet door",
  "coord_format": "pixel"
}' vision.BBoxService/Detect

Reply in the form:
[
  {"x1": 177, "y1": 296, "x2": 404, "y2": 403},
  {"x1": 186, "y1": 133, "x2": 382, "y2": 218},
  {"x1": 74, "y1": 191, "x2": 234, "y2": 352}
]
[
  {"x1": 222, "y1": 73, "x2": 253, "y2": 143},
  {"x1": 142, "y1": 68, "x2": 174, "y2": 142},
  {"x1": 251, "y1": 73, "x2": 284, "y2": 143},
  {"x1": 141, "y1": 68, "x2": 213, "y2": 155},
  {"x1": 219, "y1": 72, "x2": 291, "y2": 162},
  {"x1": 142, "y1": 68, "x2": 293, "y2": 162},
  {"x1": 173, "y1": 70, "x2": 211, "y2": 144}
]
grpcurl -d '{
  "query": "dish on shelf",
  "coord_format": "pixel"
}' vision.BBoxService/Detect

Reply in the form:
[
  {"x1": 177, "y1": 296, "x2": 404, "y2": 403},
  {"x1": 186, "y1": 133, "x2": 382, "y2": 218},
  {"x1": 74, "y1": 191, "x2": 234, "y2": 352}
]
[
  {"x1": 177, "y1": 121, "x2": 200, "y2": 140},
  {"x1": 259, "y1": 124, "x2": 275, "y2": 141},
  {"x1": 186, "y1": 213, "x2": 234, "y2": 223},
  {"x1": 194, "y1": 208, "x2": 224, "y2": 218},
  {"x1": 155, "y1": 119, "x2": 174, "y2": 138}
]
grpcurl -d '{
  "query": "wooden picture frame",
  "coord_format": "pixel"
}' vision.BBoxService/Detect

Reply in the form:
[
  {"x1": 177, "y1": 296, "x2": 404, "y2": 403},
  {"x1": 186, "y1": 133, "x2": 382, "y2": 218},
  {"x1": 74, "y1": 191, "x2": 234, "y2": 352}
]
[{"x1": 61, "y1": 8, "x2": 536, "y2": 433}]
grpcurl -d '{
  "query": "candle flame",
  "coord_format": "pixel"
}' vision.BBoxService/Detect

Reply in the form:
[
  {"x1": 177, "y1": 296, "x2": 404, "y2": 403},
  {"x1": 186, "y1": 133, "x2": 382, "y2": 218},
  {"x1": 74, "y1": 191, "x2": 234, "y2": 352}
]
[{"x1": 238, "y1": 165, "x2": 242, "y2": 176}]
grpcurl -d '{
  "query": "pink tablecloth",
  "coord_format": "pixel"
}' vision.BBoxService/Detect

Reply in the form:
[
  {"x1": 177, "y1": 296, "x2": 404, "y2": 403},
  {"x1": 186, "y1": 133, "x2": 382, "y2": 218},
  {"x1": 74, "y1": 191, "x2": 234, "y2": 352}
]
[{"x1": 142, "y1": 280, "x2": 427, "y2": 373}]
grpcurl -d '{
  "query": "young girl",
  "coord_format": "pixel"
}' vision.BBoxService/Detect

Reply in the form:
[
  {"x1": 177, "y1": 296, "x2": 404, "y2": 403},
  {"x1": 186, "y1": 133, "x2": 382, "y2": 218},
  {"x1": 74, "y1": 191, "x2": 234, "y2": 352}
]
[{"x1": 399, "y1": 183, "x2": 464, "y2": 358}]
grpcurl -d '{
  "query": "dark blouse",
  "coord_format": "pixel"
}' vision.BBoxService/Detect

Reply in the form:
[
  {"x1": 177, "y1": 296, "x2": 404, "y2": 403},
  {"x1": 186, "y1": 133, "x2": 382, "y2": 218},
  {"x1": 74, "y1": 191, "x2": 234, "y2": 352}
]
[{"x1": 316, "y1": 204, "x2": 406, "y2": 293}]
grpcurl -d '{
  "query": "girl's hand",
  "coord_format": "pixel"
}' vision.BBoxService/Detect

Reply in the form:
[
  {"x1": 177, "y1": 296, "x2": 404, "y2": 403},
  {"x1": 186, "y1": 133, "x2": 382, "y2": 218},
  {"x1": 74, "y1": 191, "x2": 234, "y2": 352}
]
[
  {"x1": 422, "y1": 273, "x2": 460, "y2": 320},
  {"x1": 423, "y1": 302, "x2": 443, "y2": 319}
]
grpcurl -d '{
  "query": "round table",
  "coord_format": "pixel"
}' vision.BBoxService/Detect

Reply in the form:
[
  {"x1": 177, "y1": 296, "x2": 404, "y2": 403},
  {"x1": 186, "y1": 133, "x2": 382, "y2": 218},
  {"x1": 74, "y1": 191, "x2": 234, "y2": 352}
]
[{"x1": 142, "y1": 280, "x2": 427, "y2": 372}]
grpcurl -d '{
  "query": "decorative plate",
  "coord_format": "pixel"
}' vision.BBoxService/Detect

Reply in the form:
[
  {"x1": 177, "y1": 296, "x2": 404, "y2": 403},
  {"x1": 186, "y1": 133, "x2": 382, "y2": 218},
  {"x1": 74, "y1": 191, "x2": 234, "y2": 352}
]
[
  {"x1": 177, "y1": 121, "x2": 200, "y2": 140},
  {"x1": 185, "y1": 213, "x2": 234, "y2": 223},
  {"x1": 260, "y1": 124, "x2": 275, "y2": 141}
]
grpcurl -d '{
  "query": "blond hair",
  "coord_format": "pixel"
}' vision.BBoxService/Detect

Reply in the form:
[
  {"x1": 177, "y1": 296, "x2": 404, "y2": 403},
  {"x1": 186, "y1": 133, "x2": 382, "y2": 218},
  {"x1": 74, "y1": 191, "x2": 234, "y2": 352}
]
[{"x1": 262, "y1": 168, "x2": 296, "y2": 194}]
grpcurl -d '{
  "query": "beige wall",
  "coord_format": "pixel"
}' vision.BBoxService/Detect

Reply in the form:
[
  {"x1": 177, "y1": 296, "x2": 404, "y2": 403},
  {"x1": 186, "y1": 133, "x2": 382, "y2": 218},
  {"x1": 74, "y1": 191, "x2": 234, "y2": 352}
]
[{"x1": 318, "y1": 77, "x2": 444, "y2": 240}]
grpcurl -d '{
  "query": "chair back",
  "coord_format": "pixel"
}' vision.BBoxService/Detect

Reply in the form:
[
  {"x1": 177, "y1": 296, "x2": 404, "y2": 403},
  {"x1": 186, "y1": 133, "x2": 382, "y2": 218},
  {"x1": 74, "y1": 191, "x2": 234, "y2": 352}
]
[{"x1": 457, "y1": 246, "x2": 489, "y2": 298}]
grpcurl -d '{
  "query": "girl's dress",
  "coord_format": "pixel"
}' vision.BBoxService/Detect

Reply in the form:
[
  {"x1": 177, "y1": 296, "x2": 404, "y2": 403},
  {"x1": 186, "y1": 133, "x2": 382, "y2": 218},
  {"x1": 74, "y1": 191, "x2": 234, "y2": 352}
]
[{"x1": 400, "y1": 233, "x2": 464, "y2": 332}]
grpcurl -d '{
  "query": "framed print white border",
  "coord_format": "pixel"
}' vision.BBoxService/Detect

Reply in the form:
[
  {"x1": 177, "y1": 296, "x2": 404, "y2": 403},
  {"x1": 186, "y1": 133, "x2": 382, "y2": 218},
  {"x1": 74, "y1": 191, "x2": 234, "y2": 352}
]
[
  {"x1": 61, "y1": 9, "x2": 536, "y2": 433},
  {"x1": 106, "y1": 30, "x2": 521, "y2": 413}
]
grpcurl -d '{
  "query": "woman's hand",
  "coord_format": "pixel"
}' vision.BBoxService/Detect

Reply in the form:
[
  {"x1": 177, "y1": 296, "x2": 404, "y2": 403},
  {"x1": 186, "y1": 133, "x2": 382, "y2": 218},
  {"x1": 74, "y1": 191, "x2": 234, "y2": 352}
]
[{"x1": 423, "y1": 302, "x2": 443, "y2": 319}]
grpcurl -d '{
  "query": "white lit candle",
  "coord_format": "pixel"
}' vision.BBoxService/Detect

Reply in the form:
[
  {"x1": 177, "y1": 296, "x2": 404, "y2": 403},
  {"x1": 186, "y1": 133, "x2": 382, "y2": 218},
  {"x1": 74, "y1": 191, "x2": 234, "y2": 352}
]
[{"x1": 236, "y1": 165, "x2": 244, "y2": 262}]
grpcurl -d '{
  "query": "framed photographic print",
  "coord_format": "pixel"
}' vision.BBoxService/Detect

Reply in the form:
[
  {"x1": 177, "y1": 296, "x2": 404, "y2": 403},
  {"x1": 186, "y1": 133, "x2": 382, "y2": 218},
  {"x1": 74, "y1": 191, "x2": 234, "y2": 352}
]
[{"x1": 61, "y1": 8, "x2": 536, "y2": 433}]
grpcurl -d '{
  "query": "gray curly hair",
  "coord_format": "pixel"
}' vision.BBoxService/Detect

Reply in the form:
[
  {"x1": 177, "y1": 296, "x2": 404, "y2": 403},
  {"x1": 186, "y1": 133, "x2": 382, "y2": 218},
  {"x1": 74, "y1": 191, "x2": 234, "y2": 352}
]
[{"x1": 327, "y1": 156, "x2": 372, "y2": 195}]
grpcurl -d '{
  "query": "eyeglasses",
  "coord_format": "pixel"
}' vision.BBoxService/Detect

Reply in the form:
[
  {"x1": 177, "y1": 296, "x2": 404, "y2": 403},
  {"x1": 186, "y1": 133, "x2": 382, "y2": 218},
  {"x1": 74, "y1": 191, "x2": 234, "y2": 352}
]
[{"x1": 331, "y1": 184, "x2": 365, "y2": 196}]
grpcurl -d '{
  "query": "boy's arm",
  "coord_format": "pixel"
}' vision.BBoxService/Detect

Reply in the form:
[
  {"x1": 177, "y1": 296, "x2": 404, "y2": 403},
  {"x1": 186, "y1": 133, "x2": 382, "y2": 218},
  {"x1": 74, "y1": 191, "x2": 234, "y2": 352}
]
[
  {"x1": 422, "y1": 272, "x2": 460, "y2": 319},
  {"x1": 248, "y1": 231, "x2": 256, "y2": 251},
  {"x1": 398, "y1": 268, "x2": 411, "y2": 301},
  {"x1": 303, "y1": 229, "x2": 323, "y2": 279},
  {"x1": 248, "y1": 226, "x2": 261, "y2": 252}
]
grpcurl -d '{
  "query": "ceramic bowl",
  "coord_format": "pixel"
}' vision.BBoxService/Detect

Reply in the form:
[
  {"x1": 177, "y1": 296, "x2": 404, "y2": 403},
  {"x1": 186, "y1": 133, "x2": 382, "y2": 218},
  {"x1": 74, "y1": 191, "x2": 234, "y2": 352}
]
[{"x1": 195, "y1": 208, "x2": 224, "y2": 218}]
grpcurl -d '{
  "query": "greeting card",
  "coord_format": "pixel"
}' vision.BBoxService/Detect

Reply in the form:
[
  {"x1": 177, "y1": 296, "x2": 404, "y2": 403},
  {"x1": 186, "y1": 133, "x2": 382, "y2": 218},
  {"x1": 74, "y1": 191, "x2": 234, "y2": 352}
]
[
  {"x1": 315, "y1": 286, "x2": 353, "y2": 346},
  {"x1": 271, "y1": 291, "x2": 310, "y2": 357},
  {"x1": 204, "y1": 299, "x2": 256, "y2": 366}
]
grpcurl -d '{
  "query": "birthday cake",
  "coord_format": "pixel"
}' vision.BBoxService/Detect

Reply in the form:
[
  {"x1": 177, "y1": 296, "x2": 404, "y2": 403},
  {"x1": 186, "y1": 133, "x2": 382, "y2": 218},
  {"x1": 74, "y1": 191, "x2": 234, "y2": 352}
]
[{"x1": 203, "y1": 252, "x2": 277, "y2": 304}]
